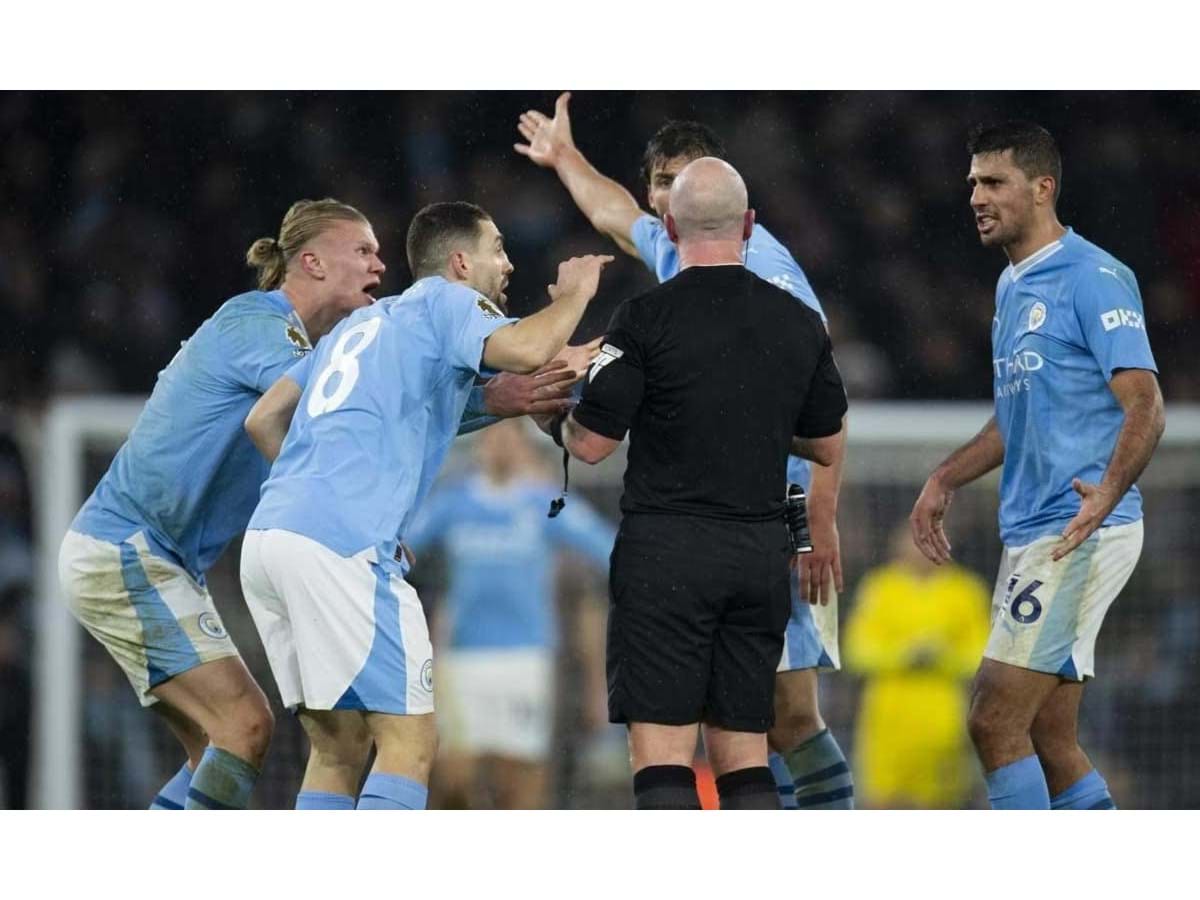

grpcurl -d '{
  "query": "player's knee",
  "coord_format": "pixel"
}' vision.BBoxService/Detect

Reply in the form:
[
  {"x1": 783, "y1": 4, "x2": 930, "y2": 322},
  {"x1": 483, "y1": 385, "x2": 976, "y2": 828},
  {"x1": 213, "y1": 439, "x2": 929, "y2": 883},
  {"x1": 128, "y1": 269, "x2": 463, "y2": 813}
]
[
  {"x1": 220, "y1": 697, "x2": 274, "y2": 763},
  {"x1": 967, "y1": 702, "x2": 1018, "y2": 753}
]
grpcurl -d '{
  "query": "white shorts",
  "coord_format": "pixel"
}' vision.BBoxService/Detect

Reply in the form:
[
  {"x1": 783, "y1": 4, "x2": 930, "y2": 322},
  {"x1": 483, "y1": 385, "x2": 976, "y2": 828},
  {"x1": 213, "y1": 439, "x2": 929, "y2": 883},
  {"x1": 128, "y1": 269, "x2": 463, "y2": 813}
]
[
  {"x1": 984, "y1": 520, "x2": 1143, "y2": 680},
  {"x1": 58, "y1": 529, "x2": 238, "y2": 706},
  {"x1": 437, "y1": 648, "x2": 553, "y2": 761},
  {"x1": 777, "y1": 569, "x2": 840, "y2": 673},
  {"x1": 240, "y1": 529, "x2": 434, "y2": 715}
]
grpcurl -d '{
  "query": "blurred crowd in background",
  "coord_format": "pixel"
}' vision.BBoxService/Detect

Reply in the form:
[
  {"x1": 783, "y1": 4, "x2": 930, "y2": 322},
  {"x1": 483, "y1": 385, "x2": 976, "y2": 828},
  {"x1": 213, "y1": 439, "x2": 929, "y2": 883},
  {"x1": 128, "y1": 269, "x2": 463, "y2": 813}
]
[{"x1": 0, "y1": 91, "x2": 1197, "y2": 808}]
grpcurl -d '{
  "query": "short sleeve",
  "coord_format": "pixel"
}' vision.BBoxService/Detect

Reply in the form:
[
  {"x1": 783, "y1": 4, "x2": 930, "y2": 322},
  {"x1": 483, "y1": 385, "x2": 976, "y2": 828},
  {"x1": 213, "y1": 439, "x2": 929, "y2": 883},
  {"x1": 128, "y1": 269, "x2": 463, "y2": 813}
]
[
  {"x1": 630, "y1": 214, "x2": 678, "y2": 282},
  {"x1": 1073, "y1": 266, "x2": 1158, "y2": 381},
  {"x1": 430, "y1": 284, "x2": 519, "y2": 375},
  {"x1": 285, "y1": 352, "x2": 315, "y2": 391},
  {"x1": 795, "y1": 332, "x2": 848, "y2": 438},
  {"x1": 573, "y1": 300, "x2": 646, "y2": 441},
  {"x1": 218, "y1": 312, "x2": 311, "y2": 394}
]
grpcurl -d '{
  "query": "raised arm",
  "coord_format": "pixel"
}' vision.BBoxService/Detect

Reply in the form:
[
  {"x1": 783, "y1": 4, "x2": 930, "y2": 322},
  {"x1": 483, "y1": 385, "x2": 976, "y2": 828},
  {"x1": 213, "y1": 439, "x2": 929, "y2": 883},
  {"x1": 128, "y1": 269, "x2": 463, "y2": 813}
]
[
  {"x1": 910, "y1": 416, "x2": 1006, "y2": 564},
  {"x1": 482, "y1": 255, "x2": 613, "y2": 374},
  {"x1": 515, "y1": 92, "x2": 644, "y2": 258},
  {"x1": 1052, "y1": 368, "x2": 1165, "y2": 560}
]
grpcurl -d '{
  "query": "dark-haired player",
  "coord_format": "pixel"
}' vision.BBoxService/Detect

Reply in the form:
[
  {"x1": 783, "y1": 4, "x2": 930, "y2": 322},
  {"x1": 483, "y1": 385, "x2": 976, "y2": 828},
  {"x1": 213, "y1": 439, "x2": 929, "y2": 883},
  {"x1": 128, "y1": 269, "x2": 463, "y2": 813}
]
[{"x1": 911, "y1": 122, "x2": 1164, "y2": 809}]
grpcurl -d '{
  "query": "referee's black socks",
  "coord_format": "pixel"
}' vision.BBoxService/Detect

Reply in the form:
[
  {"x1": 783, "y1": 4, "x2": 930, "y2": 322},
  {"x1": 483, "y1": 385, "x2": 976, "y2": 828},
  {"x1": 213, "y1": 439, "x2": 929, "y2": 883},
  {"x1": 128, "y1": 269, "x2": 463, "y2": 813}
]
[
  {"x1": 716, "y1": 766, "x2": 781, "y2": 810},
  {"x1": 633, "y1": 765, "x2": 702, "y2": 809}
]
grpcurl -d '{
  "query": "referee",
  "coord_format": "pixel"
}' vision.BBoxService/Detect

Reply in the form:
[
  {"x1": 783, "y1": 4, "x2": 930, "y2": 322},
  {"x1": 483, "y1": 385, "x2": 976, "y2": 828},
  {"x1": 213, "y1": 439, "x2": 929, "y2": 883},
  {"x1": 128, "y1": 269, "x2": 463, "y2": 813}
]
[{"x1": 556, "y1": 158, "x2": 848, "y2": 809}]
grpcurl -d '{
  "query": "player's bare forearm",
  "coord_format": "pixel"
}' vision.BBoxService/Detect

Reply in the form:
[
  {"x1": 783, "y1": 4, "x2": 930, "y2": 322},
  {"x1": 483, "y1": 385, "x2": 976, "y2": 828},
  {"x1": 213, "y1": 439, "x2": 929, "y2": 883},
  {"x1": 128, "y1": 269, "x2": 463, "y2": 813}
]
[
  {"x1": 1053, "y1": 371, "x2": 1164, "y2": 560},
  {"x1": 806, "y1": 417, "x2": 846, "y2": 517},
  {"x1": 1099, "y1": 369, "x2": 1166, "y2": 500},
  {"x1": 800, "y1": 417, "x2": 847, "y2": 603},
  {"x1": 929, "y1": 416, "x2": 1005, "y2": 491},
  {"x1": 482, "y1": 256, "x2": 612, "y2": 374},
  {"x1": 911, "y1": 417, "x2": 1002, "y2": 564},
  {"x1": 245, "y1": 376, "x2": 302, "y2": 462},
  {"x1": 555, "y1": 147, "x2": 643, "y2": 257}
]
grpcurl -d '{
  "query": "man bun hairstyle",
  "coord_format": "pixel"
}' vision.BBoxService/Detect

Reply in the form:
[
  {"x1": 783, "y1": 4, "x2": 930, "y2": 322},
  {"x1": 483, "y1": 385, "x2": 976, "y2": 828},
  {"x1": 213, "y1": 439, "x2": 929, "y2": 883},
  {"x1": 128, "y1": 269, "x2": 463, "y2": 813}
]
[
  {"x1": 967, "y1": 121, "x2": 1063, "y2": 203},
  {"x1": 642, "y1": 120, "x2": 728, "y2": 184},
  {"x1": 245, "y1": 198, "x2": 368, "y2": 291},
  {"x1": 406, "y1": 201, "x2": 492, "y2": 280}
]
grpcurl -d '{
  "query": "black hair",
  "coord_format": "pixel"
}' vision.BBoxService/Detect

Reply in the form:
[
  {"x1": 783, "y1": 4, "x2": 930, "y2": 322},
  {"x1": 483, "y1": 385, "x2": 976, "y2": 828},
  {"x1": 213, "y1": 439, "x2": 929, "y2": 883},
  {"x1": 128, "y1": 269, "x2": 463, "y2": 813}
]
[
  {"x1": 967, "y1": 120, "x2": 1063, "y2": 202},
  {"x1": 642, "y1": 120, "x2": 727, "y2": 184}
]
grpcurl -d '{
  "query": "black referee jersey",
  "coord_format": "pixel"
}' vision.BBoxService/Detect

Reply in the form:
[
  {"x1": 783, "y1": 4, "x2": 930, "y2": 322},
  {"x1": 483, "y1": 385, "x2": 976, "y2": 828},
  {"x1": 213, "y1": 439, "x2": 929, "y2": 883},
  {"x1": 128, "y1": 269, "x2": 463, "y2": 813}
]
[{"x1": 574, "y1": 264, "x2": 847, "y2": 521}]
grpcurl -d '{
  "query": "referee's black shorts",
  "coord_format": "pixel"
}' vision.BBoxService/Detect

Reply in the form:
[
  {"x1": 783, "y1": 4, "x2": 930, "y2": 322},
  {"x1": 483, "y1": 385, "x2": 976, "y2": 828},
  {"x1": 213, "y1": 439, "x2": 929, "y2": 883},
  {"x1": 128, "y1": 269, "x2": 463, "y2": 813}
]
[{"x1": 606, "y1": 512, "x2": 792, "y2": 733}]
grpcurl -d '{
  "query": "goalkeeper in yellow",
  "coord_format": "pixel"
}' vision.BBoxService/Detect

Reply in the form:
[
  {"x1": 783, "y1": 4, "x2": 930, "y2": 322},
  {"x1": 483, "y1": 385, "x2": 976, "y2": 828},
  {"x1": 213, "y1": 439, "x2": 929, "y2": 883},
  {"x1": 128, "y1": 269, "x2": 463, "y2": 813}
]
[{"x1": 844, "y1": 525, "x2": 990, "y2": 808}]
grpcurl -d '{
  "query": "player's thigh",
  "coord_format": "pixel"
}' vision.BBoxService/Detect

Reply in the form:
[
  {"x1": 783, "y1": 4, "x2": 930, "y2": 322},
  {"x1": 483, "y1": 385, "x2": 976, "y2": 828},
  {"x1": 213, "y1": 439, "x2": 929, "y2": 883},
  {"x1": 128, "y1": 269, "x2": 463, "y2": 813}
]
[
  {"x1": 365, "y1": 712, "x2": 438, "y2": 782},
  {"x1": 969, "y1": 657, "x2": 1061, "y2": 735},
  {"x1": 60, "y1": 529, "x2": 239, "y2": 708},
  {"x1": 607, "y1": 516, "x2": 721, "y2": 727},
  {"x1": 1030, "y1": 680, "x2": 1085, "y2": 753},
  {"x1": 298, "y1": 708, "x2": 372, "y2": 763},
  {"x1": 984, "y1": 521, "x2": 1142, "y2": 680},
  {"x1": 150, "y1": 655, "x2": 271, "y2": 731}
]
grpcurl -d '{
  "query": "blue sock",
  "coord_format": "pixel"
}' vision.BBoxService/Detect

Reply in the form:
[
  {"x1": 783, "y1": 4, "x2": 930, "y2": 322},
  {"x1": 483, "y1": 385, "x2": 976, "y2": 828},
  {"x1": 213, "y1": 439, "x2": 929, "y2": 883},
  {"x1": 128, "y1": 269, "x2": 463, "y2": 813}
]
[
  {"x1": 985, "y1": 754, "x2": 1050, "y2": 809},
  {"x1": 185, "y1": 746, "x2": 260, "y2": 810},
  {"x1": 357, "y1": 773, "x2": 428, "y2": 810},
  {"x1": 768, "y1": 752, "x2": 798, "y2": 809},
  {"x1": 1050, "y1": 769, "x2": 1116, "y2": 810},
  {"x1": 784, "y1": 728, "x2": 855, "y2": 809},
  {"x1": 296, "y1": 790, "x2": 356, "y2": 810},
  {"x1": 149, "y1": 763, "x2": 192, "y2": 810}
]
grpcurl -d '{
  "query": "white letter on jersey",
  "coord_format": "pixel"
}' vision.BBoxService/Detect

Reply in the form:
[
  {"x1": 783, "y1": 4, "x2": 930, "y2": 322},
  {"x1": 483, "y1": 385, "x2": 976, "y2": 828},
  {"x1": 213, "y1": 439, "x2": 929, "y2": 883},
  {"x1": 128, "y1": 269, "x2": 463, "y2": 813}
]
[
  {"x1": 307, "y1": 318, "x2": 383, "y2": 417},
  {"x1": 1100, "y1": 309, "x2": 1143, "y2": 332}
]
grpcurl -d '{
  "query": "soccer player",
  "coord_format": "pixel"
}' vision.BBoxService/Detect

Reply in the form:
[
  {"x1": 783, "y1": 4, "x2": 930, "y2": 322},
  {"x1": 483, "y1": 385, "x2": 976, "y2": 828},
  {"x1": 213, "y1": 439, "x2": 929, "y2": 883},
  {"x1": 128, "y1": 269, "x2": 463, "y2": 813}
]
[
  {"x1": 58, "y1": 198, "x2": 579, "y2": 811},
  {"x1": 240, "y1": 201, "x2": 612, "y2": 811},
  {"x1": 910, "y1": 122, "x2": 1165, "y2": 810},
  {"x1": 516, "y1": 93, "x2": 853, "y2": 808},
  {"x1": 405, "y1": 418, "x2": 615, "y2": 809}
]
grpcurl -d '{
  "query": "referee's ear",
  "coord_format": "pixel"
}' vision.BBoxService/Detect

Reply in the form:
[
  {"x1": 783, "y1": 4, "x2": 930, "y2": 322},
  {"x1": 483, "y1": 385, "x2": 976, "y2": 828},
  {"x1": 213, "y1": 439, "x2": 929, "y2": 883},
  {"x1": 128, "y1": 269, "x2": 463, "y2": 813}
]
[{"x1": 742, "y1": 209, "x2": 755, "y2": 241}]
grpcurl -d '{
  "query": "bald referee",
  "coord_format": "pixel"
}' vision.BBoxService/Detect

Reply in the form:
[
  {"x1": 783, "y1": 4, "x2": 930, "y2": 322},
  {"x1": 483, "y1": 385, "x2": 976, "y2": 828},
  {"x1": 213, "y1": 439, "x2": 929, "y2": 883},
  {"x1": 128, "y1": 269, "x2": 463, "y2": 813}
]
[{"x1": 554, "y1": 158, "x2": 848, "y2": 809}]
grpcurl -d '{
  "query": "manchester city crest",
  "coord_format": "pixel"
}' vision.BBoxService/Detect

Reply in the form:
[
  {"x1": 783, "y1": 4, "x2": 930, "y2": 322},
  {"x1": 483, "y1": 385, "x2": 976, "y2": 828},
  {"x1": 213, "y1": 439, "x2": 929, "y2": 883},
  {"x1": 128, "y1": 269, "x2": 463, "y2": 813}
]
[
  {"x1": 1028, "y1": 301, "x2": 1047, "y2": 332},
  {"x1": 197, "y1": 612, "x2": 228, "y2": 640},
  {"x1": 420, "y1": 659, "x2": 434, "y2": 692}
]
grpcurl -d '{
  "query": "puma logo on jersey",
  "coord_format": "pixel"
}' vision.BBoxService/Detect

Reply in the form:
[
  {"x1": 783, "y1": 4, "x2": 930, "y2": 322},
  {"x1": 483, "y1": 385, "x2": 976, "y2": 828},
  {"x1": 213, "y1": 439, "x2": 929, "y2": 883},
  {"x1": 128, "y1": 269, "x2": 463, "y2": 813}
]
[{"x1": 1100, "y1": 309, "x2": 1143, "y2": 332}]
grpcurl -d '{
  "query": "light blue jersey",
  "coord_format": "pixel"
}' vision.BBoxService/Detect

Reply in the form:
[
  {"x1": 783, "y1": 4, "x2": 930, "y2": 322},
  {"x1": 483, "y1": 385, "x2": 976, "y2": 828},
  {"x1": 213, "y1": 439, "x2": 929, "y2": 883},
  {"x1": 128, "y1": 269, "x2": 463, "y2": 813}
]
[
  {"x1": 992, "y1": 228, "x2": 1158, "y2": 546},
  {"x1": 406, "y1": 473, "x2": 615, "y2": 650},
  {"x1": 630, "y1": 213, "x2": 828, "y2": 487},
  {"x1": 248, "y1": 277, "x2": 516, "y2": 570},
  {"x1": 72, "y1": 290, "x2": 313, "y2": 582}
]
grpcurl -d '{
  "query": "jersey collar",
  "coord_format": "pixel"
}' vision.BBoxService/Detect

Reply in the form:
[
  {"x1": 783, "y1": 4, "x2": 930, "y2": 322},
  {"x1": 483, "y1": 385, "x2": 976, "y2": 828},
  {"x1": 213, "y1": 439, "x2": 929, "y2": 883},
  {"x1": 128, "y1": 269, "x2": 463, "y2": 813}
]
[
  {"x1": 267, "y1": 289, "x2": 312, "y2": 344},
  {"x1": 1007, "y1": 228, "x2": 1073, "y2": 282}
]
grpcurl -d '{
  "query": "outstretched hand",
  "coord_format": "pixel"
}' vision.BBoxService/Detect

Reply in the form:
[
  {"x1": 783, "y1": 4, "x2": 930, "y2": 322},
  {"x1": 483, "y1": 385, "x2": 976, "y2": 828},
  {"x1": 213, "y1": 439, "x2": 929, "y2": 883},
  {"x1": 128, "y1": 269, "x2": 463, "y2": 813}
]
[
  {"x1": 553, "y1": 336, "x2": 604, "y2": 381},
  {"x1": 1052, "y1": 478, "x2": 1118, "y2": 561},
  {"x1": 482, "y1": 360, "x2": 576, "y2": 419},
  {"x1": 798, "y1": 517, "x2": 844, "y2": 606},
  {"x1": 514, "y1": 91, "x2": 576, "y2": 168}
]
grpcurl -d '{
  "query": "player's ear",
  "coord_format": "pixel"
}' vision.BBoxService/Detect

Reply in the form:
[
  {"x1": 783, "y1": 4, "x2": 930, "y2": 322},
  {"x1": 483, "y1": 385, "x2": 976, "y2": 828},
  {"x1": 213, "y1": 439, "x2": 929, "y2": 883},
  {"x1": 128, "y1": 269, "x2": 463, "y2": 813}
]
[
  {"x1": 665, "y1": 214, "x2": 679, "y2": 244},
  {"x1": 743, "y1": 209, "x2": 755, "y2": 241},
  {"x1": 299, "y1": 250, "x2": 325, "y2": 280},
  {"x1": 1035, "y1": 175, "x2": 1057, "y2": 207},
  {"x1": 449, "y1": 249, "x2": 470, "y2": 280}
]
